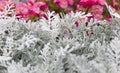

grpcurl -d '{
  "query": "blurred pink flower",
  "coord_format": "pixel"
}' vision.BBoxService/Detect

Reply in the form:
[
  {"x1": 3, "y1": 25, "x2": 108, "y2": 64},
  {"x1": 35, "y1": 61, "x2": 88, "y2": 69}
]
[
  {"x1": 75, "y1": 21, "x2": 79, "y2": 27},
  {"x1": 67, "y1": 8, "x2": 74, "y2": 13},
  {"x1": 54, "y1": 0, "x2": 59, "y2": 3},
  {"x1": 58, "y1": 0, "x2": 68, "y2": 8},
  {"x1": 76, "y1": 5, "x2": 82, "y2": 12},
  {"x1": 54, "y1": 0, "x2": 74, "y2": 8},
  {"x1": 97, "y1": 0, "x2": 105, "y2": 6},
  {"x1": 79, "y1": 0, "x2": 105, "y2": 8},
  {"x1": 16, "y1": 2, "x2": 28, "y2": 14},
  {"x1": 54, "y1": 0, "x2": 70, "y2": 8},
  {"x1": 30, "y1": 4, "x2": 40, "y2": 14},
  {"x1": 21, "y1": 14, "x2": 29, "y2": 21},
  {"x1": 91, "y1": 5, "x2": 103, "y2": 13},
  {"x1": 16, "y1": 13, "x2": 29, "y2": 21},
  {"x1": 110, "y1": 0, "x2": 115, "y2": 7},
  {"x1": 27, "y1": 1, "x2": 33, "y2": 8},
  {"x1": 35, "y1": 0, "x2": 39, "y2": 2},
  {"x1": 93, "y1": 10, "x2": 103, "y2": 21},
  {"x1": 28, "y1": 1, "x2": 48, "y2": 18},
  {"x1": 0, "y1": 0, "x2": 6, "y2": 11},
  {"x1": 106, "y1": 16, "x2": 111, "y2": 22},
  {"x1": 118, "y1": 6, "x2": 120, "y2": 11},
  {"x1": 39, "y1": 2, "x2": 48, "y2": 11},
  {"x1": 45, "y1": 0, "x2": 50, "y2": 2},
  {"x1": 79, "y1": 0, "x2": 97, "y2": 8},
  {"x1": 67, "y1": 0, "x2": 74, "y2": 6}
]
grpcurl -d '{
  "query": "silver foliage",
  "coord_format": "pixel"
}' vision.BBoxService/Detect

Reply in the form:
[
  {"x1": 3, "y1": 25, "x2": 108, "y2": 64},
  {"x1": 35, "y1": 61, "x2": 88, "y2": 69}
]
[{"x1": 0, "y1": 11, "x2": 120, "y2": 73}]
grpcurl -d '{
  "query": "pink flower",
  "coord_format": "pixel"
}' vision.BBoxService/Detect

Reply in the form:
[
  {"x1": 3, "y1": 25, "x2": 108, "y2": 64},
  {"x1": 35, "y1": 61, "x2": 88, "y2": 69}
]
[
  {"x1": 93, "y1": 10, "x2": 103, "y2": 21},
  {"x1": 21, "y1": 14, "x2": 29, "y2": 21},
  {"x1": 106, "y1": 16, "x2": 111, "y2": 22},
  {"x1": 110, "y1": 0, "x2": 115, "y2": 7},
  {"x1": 58, "y1": 0, "x2": 68, "y2": 8},
  {"x1": 38, "y1": 2, "x2": 48, "y2": 11},
  {"x1": 90, "y1": 5, "x2": 104, "y2": 21},
  {"x1": 79, "y1": 0, "x2": 105, "y2": 8},
  {"x1": 54, "y1": 0, "x2": 60, "y2": 3},
  {"x1": 34, "y1": 2, "x2": 46, "y2": 7},
  {"x1": 75, "y1": 21, "x2": 79, "y2": 27},
  {"x1": 35, "y1": 0, "x2": 39, "y2": 2},
  {"x1": 76, "y1": 5, "x2": 82, "y2": 12},
  {"x1": 27, "y1": 0, "x2": 35, "y2": 8},
  {"x1": 0, "y1": 0, "x2": 6, "y2": 11},
  {"x1": 30, "y1": 4, "x2": 41, "y2": 14},
  {"x1": 29, "y1": 1, "x2": 48, "y2": 16},
  {"x1": 67, "y1": 0, "x2": 74, "y2": 6},
  {"x1": 16, "y1": 2, "x2": 28, "y2": 14},
  {"x1": 79, "y1": 0, "x2": 97, "y2": 8},
  {"x1": 67, "y1": 8, "x2": 73, "y2": 13},
  {"x1": 118, "y1": 7, "x2": 120, "y2": 11},
  {"x1": 45, "y1": 0, "x2": 50, "y2": 2},
  {"x1": 16, "y1": 13, "x2": 29, "y2": 21},
  {"x1": 97, "y1": 0, "x2": 105, "y2": 6},
  {"x1": 91, "y1": 5, "x2": 103, "y2": 13},
  {"x1": 54, "y1": 0, "x2": 68, "y2": 8},
  {"x1": 54, "y1": 0, "x2": 74, "y2": 8}
]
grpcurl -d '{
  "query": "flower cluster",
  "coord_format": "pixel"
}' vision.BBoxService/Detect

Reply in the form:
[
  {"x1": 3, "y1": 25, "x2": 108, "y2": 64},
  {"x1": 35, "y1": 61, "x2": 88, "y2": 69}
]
[
  {"x1": 15, "y1": 0, "x2": 48, "y2": 21},
  {"x1": 0, "y1": 0, "x2": 120, "y2": 22},
  {"x1": 0, "y1": 0, "x2": 48, "y2": 21},
  {"x1": 78, "y1": 0, "x2": 105, "y2": 21}
]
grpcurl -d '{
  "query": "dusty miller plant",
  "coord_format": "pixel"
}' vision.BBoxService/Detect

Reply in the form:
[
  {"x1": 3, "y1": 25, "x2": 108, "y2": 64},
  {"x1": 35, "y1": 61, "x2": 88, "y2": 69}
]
[{"x1": 0, "y1": 5, "x2": 120, "y2": 73}]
